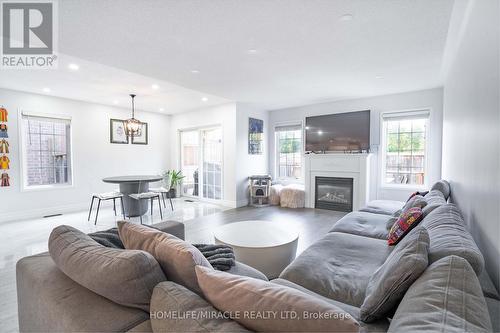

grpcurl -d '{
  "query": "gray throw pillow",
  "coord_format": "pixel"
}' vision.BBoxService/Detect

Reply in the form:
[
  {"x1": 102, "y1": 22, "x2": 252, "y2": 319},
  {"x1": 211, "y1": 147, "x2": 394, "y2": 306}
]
[
  {"x1": 360, "y1": 228, "x2": 429, "y2": 322},
  {"x1": 48, "y1": 225, "x2": 166, "y2": 311},
  {"x1": 388, "y1": 256, "x2": 492, "y2": 333}
]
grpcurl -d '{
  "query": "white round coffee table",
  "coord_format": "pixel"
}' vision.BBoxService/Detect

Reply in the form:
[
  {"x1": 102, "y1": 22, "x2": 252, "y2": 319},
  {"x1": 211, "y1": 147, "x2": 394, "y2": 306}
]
[{"x1": 214, "y1": 220, "x2": 299, "y2": 279}]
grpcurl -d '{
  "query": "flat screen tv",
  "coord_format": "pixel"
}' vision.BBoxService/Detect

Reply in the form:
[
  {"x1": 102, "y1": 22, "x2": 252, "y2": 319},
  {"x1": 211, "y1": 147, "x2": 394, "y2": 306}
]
[{"x1": 305, "y1": 110, "x2": 370, "y2": 153}]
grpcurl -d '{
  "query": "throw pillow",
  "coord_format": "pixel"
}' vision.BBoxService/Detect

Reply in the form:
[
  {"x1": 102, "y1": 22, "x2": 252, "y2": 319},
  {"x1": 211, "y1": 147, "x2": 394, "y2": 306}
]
[
  {"x1": 385, "y1": 195, "x2": 427, "y2": 231},
  {"x1": 406, "y1": 191, "x2": 429, "y2": 202},
  {"x1": 195, "y1": 265, "x2": 359, "y2": 332},
  {"x1": 387, "y1": 207, "x2": 424, "y2": 245},
  {"x1": 48, "y1": 225, "x2": 166, "y2": 311},
  {"x1": 360, "y1": 228, "x2": 429, "y2": 322},
  {"x1": 118, "y1": 221, "x2": 212, "y2": 294}
]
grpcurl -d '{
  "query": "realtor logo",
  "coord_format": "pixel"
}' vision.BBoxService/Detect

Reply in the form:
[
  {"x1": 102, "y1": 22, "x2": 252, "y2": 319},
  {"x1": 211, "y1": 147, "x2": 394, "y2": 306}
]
[{"x1": 1, "y1": 0, "x2": 58, "y2": 69}]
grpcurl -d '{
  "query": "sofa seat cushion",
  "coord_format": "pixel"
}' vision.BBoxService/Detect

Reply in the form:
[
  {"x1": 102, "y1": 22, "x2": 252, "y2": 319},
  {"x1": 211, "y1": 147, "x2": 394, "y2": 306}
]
[
  {"x1": 272, "y1": 278, "x2": 390, "y2": 333},
  {"x1": 17, "y1": 253, "x2": 150, "y2": 333},
  {"x1": 388, "y1": 256, "x2": 492, "y2": 333},
  {"x1": 226, "y1": 261, "x2": 268, "y2": 281},
  {"x1": 420, "y1": 203, "x2": 485, "y2": 275},
  {"x1": 329, "y1": 211, "x2": 390, "y2": 239},
  {"x1": 359, "y1": 200, "x2": 405, "y2": 216},
  {"x1": 48, "y1": 225, "x2": 166, "y2": 311},
  {"x1": 279, "y1": 232, "x2": 392, "y2": 307}
]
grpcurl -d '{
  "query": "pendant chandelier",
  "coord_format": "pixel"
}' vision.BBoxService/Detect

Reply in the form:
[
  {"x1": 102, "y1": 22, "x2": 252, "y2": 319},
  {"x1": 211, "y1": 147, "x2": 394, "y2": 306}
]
[{"x1": 124, "y1": 94, "x2": 142, "y2": 137}]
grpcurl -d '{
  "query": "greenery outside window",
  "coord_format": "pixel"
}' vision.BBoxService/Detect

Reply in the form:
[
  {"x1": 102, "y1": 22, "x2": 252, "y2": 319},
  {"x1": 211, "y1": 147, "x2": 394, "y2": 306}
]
[
  {"x1": 381, "y1": 111, "x2": 429, "y2": 186},
  {"x1": 275, "y1": 124, "x2": 302, "y2": 179}
]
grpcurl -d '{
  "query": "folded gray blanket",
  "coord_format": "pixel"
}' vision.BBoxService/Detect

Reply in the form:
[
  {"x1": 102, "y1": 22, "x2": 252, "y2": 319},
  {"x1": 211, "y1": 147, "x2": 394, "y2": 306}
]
[
  {"x1": 88, "y1": 228, "x2": 235, "y2": 271},
  {"x1": 193, "y1": 244, "x2": 235, "y2": 271}
]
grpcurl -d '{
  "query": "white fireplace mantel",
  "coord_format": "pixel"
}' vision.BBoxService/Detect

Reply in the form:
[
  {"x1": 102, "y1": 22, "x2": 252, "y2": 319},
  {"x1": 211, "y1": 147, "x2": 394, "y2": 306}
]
[{"x1": 304, "y1": 153, "x2": 372, "y2": 210}]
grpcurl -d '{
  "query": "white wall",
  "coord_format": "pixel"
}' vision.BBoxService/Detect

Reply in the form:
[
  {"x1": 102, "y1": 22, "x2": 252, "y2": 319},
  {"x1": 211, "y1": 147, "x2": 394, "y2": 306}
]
[
  {"x1": 442, "y1": 0, "x2": 500, "y2": 289},
  {"x1": 169, "y1": 103, "x2": 238, "y2": 207},
  {"x1": 0, "y1": 88, "x2": 170, "y2": 223},
  {"x1": 268, "y1": 88, "x2": 444, "y2": 201},
  {"x1": 235, "y1": 103, "x2": 269, "y2": 205}
]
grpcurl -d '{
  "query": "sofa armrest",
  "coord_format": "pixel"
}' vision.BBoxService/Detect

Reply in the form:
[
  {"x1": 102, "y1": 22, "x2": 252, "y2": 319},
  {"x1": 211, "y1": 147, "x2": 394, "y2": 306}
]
[
  {"x1": 16, "y1": 253, "x2": 149, "y2": 333},
  {"x1": 151, "y1": 221, "x2": 185, "y2": 240},
  {"x1": 150, "y1": 281, "x2": 251, "y2": 332}
]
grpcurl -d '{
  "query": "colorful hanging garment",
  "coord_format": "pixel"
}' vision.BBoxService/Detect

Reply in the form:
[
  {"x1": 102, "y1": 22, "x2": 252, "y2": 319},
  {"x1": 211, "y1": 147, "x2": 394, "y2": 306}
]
[
  {"x1": 0, "y1": 139, "x2": 8, "y2": 154},
  {"x1": 0, "y1": 124, "x2": 7, "y2": 138},
  {"x1": 0, "y1": 155, "x2": 10, "y2": 169},
  {"x1": 1, "y1": 173, "x2": 9, "y2": 187},
  {"x1": 0, "y1": 107, "x2": 7, "y2": 122}
]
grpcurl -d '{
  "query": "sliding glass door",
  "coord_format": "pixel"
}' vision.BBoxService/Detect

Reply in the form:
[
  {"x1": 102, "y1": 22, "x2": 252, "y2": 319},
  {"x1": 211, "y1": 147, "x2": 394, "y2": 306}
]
[
  {"x1": 180, "y1": 127, "x2": 223, "y2": 201},
  {"x1": 180, "y1": 130, "x2": 200, "y2": 197}
]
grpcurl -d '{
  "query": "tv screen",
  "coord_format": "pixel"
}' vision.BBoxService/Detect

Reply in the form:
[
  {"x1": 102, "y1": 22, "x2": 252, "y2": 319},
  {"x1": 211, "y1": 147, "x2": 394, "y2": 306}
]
[{"x1": 305, "y1": 110, "x2": 370, "y2": 153}]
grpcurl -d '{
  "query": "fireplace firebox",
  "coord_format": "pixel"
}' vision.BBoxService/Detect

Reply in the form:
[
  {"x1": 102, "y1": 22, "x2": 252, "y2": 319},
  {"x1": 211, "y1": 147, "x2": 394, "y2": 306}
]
[{"x1": 315, "y1": 177, "x2": 353, "y2": 212}]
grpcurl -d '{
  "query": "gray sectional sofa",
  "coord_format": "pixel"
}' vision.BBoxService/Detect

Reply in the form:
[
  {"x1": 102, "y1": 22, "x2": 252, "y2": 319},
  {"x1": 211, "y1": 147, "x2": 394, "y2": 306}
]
[{"x1": 16, "y1": 181, "x2": 499, "y2": 332}]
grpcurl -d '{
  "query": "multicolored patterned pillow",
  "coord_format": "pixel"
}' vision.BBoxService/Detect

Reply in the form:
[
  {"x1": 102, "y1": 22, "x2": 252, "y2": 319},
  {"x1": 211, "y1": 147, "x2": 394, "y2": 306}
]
[{"x1": 388, "y1": 207, "x2": 424, "y2": 245}]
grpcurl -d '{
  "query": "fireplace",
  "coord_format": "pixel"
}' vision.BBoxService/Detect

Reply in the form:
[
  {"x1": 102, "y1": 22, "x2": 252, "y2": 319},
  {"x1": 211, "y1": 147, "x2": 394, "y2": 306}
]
[{"x1": 315, "y1": 177, "x2": 353, "y2": 212}]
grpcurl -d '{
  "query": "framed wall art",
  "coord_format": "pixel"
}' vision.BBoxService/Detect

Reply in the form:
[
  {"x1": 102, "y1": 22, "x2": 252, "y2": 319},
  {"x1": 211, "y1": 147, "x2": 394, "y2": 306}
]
[
  {"x1": 248, "y1": 117, "x2": 263, "y2": 155},
  {"x1": 131, "y1": 122, "x2": 148, "y2": 145},
  {"x1": 110, "y1": 119, "x2": 129, "y2": 144}
]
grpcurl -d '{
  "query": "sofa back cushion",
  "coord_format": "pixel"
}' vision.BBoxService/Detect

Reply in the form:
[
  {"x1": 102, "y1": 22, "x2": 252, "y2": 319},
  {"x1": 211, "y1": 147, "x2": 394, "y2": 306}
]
[
  {"x1": 361, "y1": 228, "x2": 429, "y2": 322},
  {"x1": 430, "y1": 179, "x2": 451, "y2": 200},
  {"x1": 118, "y1": 221, "x2": 212, "y2": 295},
  {"x1": 420, "y1": 203, "x2": 485, "y2": 274},
  {"x1": 48, "y1": 225, "x2": 166, "y2": 311},
  {"x1": 421, "y1": 189, "x2": 447, "y2": 216},
  {"x1": 195, "y1": 265, "x2": 360, "y2": 332},
  {"x1": 388, "y1": 255, "x2": 492, "y2": 333}
]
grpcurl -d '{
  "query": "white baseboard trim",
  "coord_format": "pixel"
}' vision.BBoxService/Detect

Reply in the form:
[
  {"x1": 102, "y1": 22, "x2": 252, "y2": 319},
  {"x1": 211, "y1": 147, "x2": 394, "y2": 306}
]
[{"x1": 0, "y1": 202, "x2": 89, "y2": 224}]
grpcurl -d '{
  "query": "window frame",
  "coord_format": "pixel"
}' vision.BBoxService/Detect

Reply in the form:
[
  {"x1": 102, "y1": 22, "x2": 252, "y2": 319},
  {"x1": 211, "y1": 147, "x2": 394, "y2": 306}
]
[
  {"x1": 274, "y1": 121, "x2": 304, "y2": 181},
  {"x1": 18, "y1": 110, "x2": 74, "y2": 192},
  {"x1": 379, "y1": 109, "x2": 431, "y2": 190}
]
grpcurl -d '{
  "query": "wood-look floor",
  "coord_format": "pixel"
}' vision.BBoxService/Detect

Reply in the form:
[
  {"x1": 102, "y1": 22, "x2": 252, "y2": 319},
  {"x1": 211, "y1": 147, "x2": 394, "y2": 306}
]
[{"x1": 0, "y1": 200, "x2": 345, "y2": 333}]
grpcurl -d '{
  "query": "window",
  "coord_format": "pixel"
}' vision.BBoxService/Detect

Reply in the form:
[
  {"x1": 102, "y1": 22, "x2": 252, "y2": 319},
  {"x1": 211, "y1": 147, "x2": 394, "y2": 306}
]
[
  {"x1": 21, "y1": 113, "x2": 72, "y2": 188},
  {"x1": 275, "y1": 124, "x2": 302, "y2": 179},
  {"x1": 381, "y1": 111, "x2": 429, "y2": 186}
]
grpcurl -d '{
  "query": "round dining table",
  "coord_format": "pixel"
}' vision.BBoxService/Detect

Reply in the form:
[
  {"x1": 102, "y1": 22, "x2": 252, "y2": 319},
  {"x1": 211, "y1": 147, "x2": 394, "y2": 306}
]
[{"x1": 103, "y1": 175, "x2": 163, "y2": 217}]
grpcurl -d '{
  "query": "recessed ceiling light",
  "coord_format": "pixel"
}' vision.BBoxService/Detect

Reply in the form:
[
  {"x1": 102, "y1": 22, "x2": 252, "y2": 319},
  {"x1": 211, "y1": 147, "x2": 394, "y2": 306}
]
[
  {"x1": 317, "y1": 130, "x2": 323, "y2": 135},
  {"x1": 201, "y1": 97, "x2": 208, "y2": 102},
  {"x1": 247, "y1": 49, "x2": 258, "y2": 54},
  {"x1": 113, "y1": 100, "x2": 119, "y2": 105},
  {"x1": 42, "y1": 87, "x2": 51, "y2": 93},
  {"x1": 191, "y1": 69, "x2": 200, "y2": 74},
  {"x1": 152, "y1": 84, "x2": 160, "y2": 90},
  {"x1": 68, "y1": 63, "x2": 79, "y2": 71},
  {"x1": 305, "y1": 126, "x2": 310, "y2": 130},
  {"x1": 340, "y1": 14, "x2": 354, "y2": 21},
  {"x1": 375, "y1": 75, "x2": 384, "y2": 79},
  {"x1": 159, "y1": 107, "x2": 165, "y2": 112}
]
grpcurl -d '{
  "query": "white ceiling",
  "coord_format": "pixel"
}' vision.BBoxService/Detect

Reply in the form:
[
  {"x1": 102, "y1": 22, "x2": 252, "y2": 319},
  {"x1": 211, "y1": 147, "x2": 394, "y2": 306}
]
[
  {"x1": 0, "y1": 54, "x2": 230, "y2": 114},
  {"x1": 1, "y1": 0, "x2": 455, "y2": 113}
]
